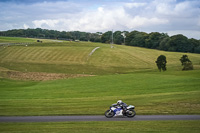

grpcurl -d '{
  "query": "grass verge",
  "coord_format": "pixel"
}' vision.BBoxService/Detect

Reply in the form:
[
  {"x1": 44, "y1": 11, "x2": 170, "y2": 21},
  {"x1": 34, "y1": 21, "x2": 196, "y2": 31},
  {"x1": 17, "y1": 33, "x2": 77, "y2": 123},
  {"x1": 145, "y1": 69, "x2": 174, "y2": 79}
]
[{"x1": 0, "y1": 121, "x2": 200, "y2": 133}]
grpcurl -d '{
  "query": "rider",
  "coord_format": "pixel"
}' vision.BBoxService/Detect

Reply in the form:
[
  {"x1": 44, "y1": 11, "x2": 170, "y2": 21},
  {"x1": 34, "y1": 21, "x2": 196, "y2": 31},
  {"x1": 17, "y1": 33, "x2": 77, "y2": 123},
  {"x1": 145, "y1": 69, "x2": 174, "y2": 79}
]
[{"x1": 116, "y1": 100, "x2": 127, "y2": 114}]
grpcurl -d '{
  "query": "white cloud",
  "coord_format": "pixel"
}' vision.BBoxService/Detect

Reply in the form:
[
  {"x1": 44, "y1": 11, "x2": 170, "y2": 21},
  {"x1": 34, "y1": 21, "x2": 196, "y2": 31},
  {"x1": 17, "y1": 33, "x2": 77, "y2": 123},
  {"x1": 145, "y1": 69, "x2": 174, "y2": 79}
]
[
  {"x1": 23, "y1": 24, "x2": 29, "y2": 29},
  {"x1": 167, "y1": 30, "x2": 200, "y2": 39},
  {"x1": 98, "y1": 7, "x2": 104, "y2": 12},
  {"x1": 124, "y1": 2, "x2": 147, "y2": 8},
  {"x1": 32, "y1": 19, "x2": 59, "y2": 28},
  {"x1": 155, "y1": 2, "x2": 175, "y2": 15},
  {"x1": 125, "y1": 16, "x2": 168, "y2": 29},
  {"x1": 175, "y1": 1, "x2": 190, "y2": 12},
  {"x1": 31, "y1": 4, "x2": 168, "y2": 32}
]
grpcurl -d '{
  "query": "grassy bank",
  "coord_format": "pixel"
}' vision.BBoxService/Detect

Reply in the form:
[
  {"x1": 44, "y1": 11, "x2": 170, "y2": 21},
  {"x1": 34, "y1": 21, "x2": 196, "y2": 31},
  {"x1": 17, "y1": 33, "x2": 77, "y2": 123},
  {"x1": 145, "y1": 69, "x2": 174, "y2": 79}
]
[
  {"x1": 0, "y1": 121, "x2": 200, "y2": 133},
  {"x1": 0, "y1": 70, "x2": 199, "y2": 116}
]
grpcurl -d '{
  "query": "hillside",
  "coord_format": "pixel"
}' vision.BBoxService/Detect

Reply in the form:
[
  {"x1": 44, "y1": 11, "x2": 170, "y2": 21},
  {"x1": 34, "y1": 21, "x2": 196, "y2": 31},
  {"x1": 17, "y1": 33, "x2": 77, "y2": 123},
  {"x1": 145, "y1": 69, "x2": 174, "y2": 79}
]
[
  {"x1": 0, "y1": 36, "x2": 36, "y2": 43},
  {"x1": 0, "y1": 37, "x2": 200, "y2": 80},
  {"x1": 0, "y1": 37, "x2": 200, "y2": 116}
]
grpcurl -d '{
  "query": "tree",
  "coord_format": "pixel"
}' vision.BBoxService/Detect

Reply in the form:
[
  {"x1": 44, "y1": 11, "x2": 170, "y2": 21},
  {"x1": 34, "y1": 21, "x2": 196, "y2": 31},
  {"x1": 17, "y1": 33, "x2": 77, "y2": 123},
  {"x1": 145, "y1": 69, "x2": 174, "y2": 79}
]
[
  {"x1": 168, "y1": 34, "x2": 193, "y2": 52},
  {"x1": 125, "y1": 30, "x2": 139, "y2": 46},
  {"x1": 126, "y1": 31, "x2": 148, "y2": 47},
  {"x1": 194, "y1": 46, "x2": 200, "y2": 53},
  {"x1": 133, "y1": 32, "x2": 148, "y2": 47},
  {"x1": 180, "y1": 55, "x2": 193, "y2": 70},
  {"x1": 146, "y1": 32, "x2": 169, "y2": 49},
  {"x1": 101, "y1": 31, "x2": 112, "y2": 43},
  {"x1": 189, "y1": 38, "x2": 200, "y2": 53},
  {"x1": 113, "y1": 31, "x2": 123, "y2": 44},
  {"x1": 158, "y1": 37, "x2": 170, "y2": 51},
  {"x1": 155, "y1": 55, "x2": 167, "y2": 72}
]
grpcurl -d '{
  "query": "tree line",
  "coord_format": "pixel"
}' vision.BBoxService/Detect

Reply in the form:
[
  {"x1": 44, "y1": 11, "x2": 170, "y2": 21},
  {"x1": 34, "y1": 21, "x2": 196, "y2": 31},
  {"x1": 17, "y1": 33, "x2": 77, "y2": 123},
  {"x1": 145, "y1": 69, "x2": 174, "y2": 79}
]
[
  {"x1": 1, "y1": 28, "x2": 200, "y2": 53},
  {"x1": 0, "y1": 28, "x2": 102, "y2": 42}
]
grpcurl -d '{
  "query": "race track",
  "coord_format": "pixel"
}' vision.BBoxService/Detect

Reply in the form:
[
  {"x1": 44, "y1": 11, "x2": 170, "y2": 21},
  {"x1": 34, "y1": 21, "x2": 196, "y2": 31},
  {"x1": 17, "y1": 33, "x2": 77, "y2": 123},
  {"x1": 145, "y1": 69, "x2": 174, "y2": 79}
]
[{"x1": 1, "y1": 115, "x2": 200, "y2": 122}]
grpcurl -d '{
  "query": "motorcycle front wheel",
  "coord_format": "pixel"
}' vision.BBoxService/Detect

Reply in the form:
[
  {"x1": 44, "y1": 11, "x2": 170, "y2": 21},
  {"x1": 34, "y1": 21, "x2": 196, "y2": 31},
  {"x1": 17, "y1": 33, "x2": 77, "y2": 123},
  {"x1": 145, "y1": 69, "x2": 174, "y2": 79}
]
[
  {"x1": 105, "y1": 110, "x2": 115, "y2": 118},
  {"x1": 126, "y1": 109, "x2": 136, "y2": 118}
]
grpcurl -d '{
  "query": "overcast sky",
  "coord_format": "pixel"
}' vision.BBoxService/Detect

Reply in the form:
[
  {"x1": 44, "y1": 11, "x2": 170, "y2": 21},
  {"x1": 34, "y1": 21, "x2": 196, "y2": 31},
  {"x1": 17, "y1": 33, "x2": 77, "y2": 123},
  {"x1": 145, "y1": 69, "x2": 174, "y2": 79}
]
[{"x1": 0, "y1": 0, "x2": 200, "y2": 39}]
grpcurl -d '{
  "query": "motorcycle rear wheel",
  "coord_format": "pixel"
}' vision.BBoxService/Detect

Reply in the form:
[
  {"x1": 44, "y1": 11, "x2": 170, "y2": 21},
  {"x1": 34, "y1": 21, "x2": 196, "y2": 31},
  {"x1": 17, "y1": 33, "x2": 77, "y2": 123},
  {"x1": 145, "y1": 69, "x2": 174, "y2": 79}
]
[
  {"x1": 126, "y1": 109, "x2": 136, "y2": 118},
  {"x1": 105, "y1": 110, "x2": 115, "y2": 118}
]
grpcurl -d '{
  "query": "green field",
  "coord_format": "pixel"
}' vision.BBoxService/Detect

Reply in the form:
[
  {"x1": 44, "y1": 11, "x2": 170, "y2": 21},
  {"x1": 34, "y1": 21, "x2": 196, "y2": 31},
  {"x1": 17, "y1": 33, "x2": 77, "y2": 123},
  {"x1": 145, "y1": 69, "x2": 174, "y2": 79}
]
[
  {"x1": 0, "y1": 121, "x2": 200, "y2": 133},
  {"x1": 0, "y1": 70, "x2": 200, "y2": 116},
  {"x1": 0, "y1": 37, "x2": 36, "y2": 43},
  {"x1": 0, "y1": 36, "x2": 200, "y2": 116},
  {"x1": 0, "y1": 37, "x2": 200, "y2": 132}
]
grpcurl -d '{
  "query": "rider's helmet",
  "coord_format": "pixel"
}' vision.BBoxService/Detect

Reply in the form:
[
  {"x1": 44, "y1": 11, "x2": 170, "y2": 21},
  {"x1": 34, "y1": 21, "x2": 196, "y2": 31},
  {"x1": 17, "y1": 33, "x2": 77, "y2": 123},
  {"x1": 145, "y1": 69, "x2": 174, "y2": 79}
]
[{"x1": 117, "y1": 100, "x2": 122, "y2": 105}]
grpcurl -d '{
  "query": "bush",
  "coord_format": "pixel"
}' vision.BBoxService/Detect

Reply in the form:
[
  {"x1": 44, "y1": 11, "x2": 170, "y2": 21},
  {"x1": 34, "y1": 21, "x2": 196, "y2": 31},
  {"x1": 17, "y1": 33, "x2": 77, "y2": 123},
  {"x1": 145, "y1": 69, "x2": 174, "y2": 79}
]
[
  {"x1": 155, "y1": 55, "x2": 167, "y2": 72},
  {"x1": 182, "y1": 62, "x2": 193, "y2": 70},
  {"x1": 180, "y1": 55, "x2": 193, "y2": 70}
]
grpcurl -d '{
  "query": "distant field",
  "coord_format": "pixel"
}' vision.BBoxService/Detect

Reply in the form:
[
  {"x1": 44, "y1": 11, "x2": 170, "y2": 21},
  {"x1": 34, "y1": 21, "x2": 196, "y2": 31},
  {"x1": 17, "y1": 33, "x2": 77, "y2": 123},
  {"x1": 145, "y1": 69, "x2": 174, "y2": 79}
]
[
  {"x1": 0, "y1": 36, "x2": 36, "y2": 43},
  {"x1": 1, "y1": 37, "x2": 200, "y2": 76}
]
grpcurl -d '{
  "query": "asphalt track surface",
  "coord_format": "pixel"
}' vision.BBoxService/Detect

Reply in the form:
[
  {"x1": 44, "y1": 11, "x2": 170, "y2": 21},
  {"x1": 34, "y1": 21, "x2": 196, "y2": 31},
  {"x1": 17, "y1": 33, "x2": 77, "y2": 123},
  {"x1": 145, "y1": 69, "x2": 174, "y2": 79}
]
[{"x1": 0, "y1": 115, "x2": 200, "y2": 122}]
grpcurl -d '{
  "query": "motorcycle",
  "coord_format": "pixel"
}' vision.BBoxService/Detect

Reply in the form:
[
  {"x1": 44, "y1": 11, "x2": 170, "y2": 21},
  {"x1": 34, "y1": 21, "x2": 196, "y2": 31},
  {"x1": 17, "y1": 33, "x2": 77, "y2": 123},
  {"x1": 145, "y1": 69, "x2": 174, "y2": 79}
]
[{"x1": 105, "y1": 104, "x2": 136, "y2": 118}]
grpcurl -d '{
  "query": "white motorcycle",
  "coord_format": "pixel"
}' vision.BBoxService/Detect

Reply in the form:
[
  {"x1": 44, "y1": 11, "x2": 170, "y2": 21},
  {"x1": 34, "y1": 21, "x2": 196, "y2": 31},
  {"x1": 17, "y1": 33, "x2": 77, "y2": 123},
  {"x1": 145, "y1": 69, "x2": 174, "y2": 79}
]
[{"x1": 105, "y1": 104, "x2": 136, "y2": 118}]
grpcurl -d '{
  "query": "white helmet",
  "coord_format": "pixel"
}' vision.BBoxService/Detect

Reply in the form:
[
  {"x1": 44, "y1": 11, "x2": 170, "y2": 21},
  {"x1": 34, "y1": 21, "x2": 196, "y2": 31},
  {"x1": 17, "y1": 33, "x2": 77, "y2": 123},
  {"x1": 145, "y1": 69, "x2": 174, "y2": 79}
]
[{"x1": 117, "y1": 100, "x2": 122, "y2": 105}]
